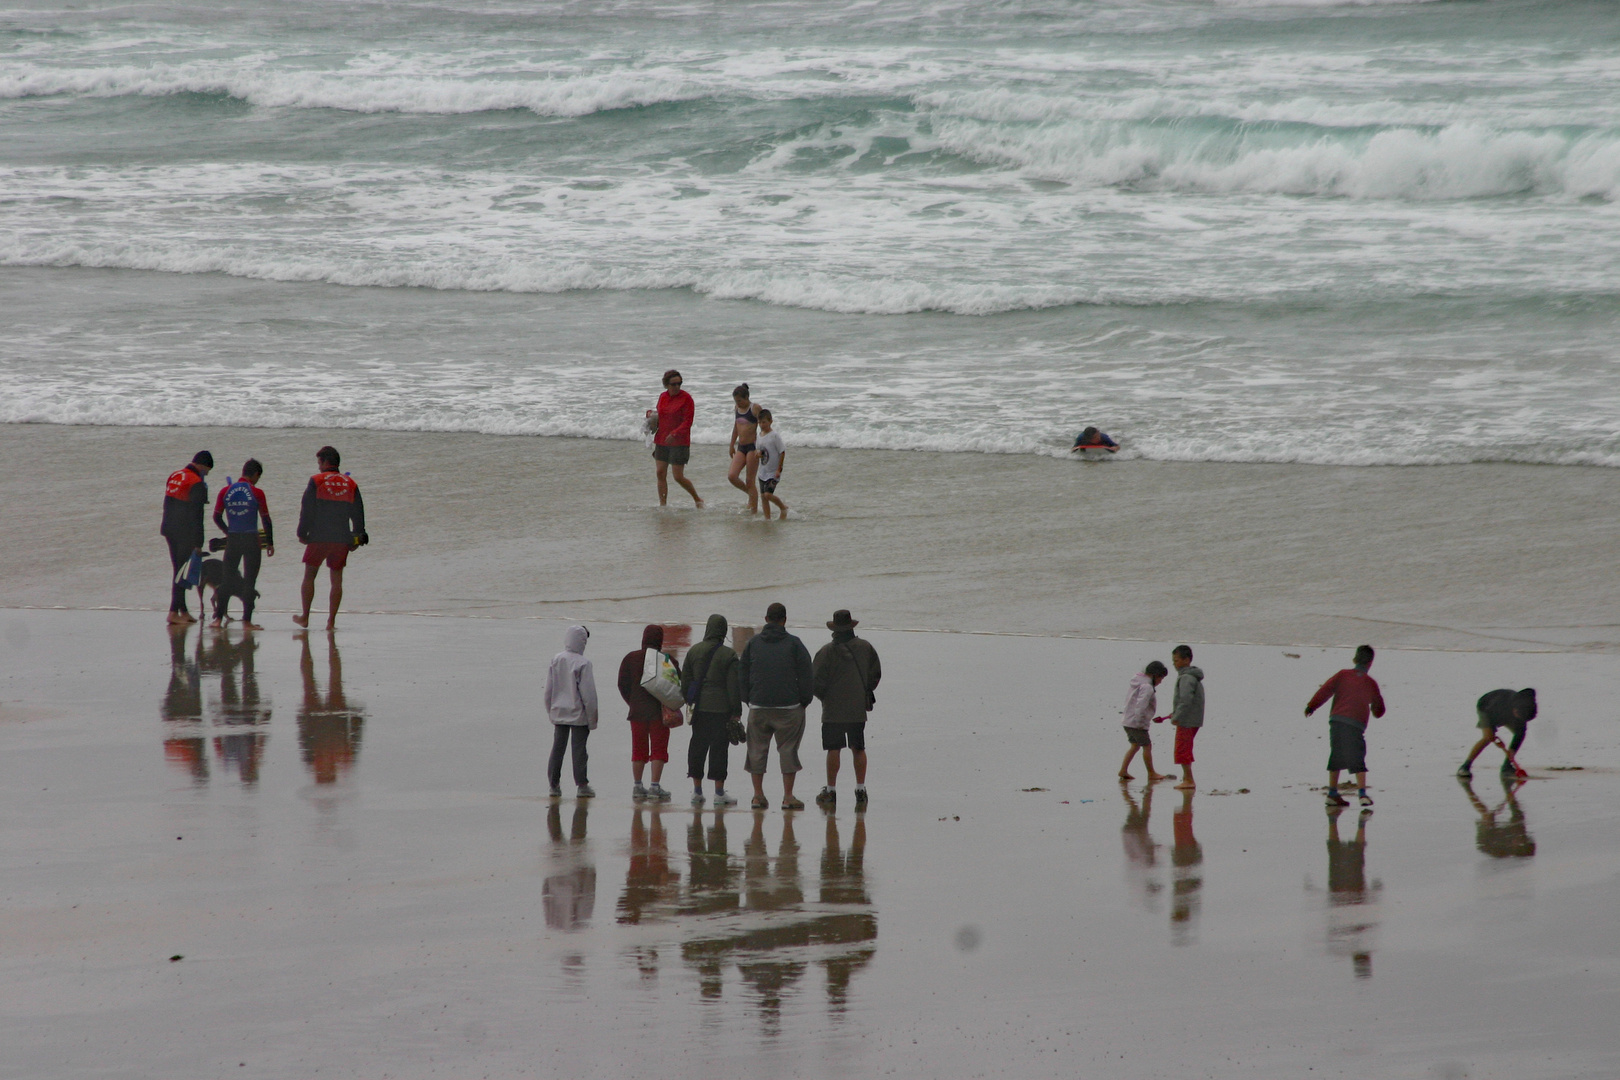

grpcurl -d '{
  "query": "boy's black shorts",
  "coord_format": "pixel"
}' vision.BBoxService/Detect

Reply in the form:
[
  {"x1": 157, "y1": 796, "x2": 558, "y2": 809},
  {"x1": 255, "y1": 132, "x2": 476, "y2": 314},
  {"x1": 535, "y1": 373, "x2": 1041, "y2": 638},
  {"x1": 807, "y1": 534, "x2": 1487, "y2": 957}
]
[
  {"x1": 1326, "y1": 721, "x2": 1368, "y2": 773},
  {"x1": 822, "y1": 722, "x2": 866, "y2": 751},
  {"x1": 760, "y1": 477, "x2": 779, "y2": 494},
  {"x1": 1124, "y1": 725, "x2": 1152, "y2": 747}
]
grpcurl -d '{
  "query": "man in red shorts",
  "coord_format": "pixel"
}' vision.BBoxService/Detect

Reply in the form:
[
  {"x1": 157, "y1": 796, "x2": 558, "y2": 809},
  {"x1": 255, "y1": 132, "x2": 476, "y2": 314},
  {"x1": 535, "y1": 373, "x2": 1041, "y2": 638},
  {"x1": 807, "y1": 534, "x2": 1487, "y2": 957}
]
[{"x1": 294, "y1": 445, "x2": 367, "y2": 631}]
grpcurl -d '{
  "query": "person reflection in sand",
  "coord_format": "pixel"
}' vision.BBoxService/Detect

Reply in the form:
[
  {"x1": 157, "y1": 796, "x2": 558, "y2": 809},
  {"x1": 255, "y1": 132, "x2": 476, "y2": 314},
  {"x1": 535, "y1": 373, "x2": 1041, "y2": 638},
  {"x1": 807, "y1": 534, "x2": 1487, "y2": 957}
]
[
  {"x1": 161, "y1": 624, "x2": 206, "y2": 782},
  {"x1": 735, "y1": 812, "x2": 806, "y2": 1036},
  {"x1": 543, "y1": 801, "x2": 595, "y2": 932},
  {"x1": 1119, "y1": 785, "x2": 1164, "y2": 910},
  {"x1": 1460, "y1": 775, "x2": 1536, "y2": 859},
  {"x1": 680, "y1": 809, "x2": 742, "y2": 999},
  {"x1": 1317, "y1": 806, "x2": 1381, "y2": 979},
  {"x1": 296, "y1": 633, "x2": 366, "y2": 785},
  {"x1": 618, "y1": 806, "x2": 682, "y2": 926},
  {"x1": 1169, "y1": 788, "x2": 1203, "y2": 946},
  {"x1": 817, "y1": 812, "x2": 876, "y2": 1018},
  {"x1": 207, "y1": 630, "x2": 271, "y2": 786}
]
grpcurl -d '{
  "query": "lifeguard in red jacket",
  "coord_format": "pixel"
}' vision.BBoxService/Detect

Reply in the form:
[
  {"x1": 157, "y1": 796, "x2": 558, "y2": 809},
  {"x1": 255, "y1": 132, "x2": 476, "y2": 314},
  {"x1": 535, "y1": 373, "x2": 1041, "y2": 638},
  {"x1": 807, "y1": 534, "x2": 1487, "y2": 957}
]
[
  {"x1": 161, "y1": 450, "x2": 213, "y2": 625},
  {"x1": 294, "y1": 445, "x2": 367, "y2": 632}
]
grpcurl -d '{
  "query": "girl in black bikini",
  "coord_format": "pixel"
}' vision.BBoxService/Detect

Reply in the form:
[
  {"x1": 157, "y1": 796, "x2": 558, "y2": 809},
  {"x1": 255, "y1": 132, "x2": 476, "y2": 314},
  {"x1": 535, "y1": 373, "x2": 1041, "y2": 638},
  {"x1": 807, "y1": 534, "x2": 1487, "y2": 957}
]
[{"x1": 727, "y1": 383, "x2": 761, "y2": 513}]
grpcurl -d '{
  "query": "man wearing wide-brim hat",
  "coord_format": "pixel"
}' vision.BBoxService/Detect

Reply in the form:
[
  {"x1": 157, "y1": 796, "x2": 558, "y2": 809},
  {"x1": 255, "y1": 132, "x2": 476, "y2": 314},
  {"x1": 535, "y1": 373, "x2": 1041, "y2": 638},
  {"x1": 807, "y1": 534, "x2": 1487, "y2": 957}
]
[{"x1": 812, "y1": 609, "x2": 882, "y2": 809}]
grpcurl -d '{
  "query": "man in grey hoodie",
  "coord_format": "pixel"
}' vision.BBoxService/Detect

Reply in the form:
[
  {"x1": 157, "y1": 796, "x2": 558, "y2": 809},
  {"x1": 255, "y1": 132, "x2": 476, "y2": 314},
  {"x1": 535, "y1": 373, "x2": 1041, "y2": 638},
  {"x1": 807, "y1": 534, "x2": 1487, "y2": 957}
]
[
  {"x1": 738, "y1": 602, "x2": 815, "y2": 810},
  {"x1": 545, "y1": 625, "x2": 599, "y2": 798},
  {"x1": 682, "y1": 613, "x2": 743, "y2": 808},
  {"x1": 1169, "y1": 645, "x2": 1205, "y2": 791}
]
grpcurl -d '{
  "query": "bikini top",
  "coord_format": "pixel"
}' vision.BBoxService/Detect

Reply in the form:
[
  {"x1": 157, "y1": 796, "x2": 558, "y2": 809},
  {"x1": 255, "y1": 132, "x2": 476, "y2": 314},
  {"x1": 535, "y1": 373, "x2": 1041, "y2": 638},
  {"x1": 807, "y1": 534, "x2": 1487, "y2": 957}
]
[{"x1": 735, "y1": 407, "x2": 758, "y2": 424}]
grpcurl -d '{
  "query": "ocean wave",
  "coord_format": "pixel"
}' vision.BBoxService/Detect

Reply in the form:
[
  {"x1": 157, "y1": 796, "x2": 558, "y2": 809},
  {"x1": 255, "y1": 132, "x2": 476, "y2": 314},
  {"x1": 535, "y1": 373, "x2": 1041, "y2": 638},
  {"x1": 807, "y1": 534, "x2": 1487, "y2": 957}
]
[
  {"x1": 928, "y1": 114, "x2": 1620, "y2": 201},
  {"x1": 0, "y1": 61, "x2": 718, "y2": 116},
  {"x1": 0, "y1": 236, "x2": 1154, "y2": 314}
]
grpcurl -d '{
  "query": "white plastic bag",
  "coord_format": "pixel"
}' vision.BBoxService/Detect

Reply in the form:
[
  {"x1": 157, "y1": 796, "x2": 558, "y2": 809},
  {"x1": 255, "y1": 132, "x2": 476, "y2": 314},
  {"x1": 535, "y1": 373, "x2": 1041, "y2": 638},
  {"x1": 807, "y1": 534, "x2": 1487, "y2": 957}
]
[{"x1": 640, "y1": 649, "x2": 686, "y2": 709}]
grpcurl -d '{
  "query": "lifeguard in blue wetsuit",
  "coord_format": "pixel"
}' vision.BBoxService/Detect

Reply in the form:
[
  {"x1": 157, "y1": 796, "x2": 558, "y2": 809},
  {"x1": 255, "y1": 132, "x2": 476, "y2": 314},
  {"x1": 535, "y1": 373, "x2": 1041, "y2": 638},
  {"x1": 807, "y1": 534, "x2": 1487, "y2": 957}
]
[
  {"x1": 210, "y1": 458, "x2": 274, "y2": 629},
  {"x1": 1071, "y1": 426, "x2": 1119, "y2": 453}
]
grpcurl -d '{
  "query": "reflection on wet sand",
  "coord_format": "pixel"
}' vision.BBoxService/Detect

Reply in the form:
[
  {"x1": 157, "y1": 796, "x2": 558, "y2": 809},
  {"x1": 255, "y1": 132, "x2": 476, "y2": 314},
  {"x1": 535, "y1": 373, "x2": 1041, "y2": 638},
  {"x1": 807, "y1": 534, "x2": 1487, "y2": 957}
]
[
  {"x1": 544, "y1": 802, "x2": 596, "y2": 932},
  {"x1": 619, "y1": 808, "x2": 681, "y2": 924},
  {"x1": 1460, "y1": 776, "x2": 1536, "y2": 859},
  {"x1": 1169, "y1": 790, "x2": 1203, "y2": 946},
  {"x1": 1316, "y1": 807, "x2": 1381, "y2": 979},
  {"x1": 1119, "y1": 785, "x2": 1163, "y2": 911},
  {"x1": 647, "y1": 811, "x2": 879, "y2": 1034},
  {"x1": 297, "y1": 633, "x2": 365, "y2": 786},
  {"x1": 160, "y1": 626, "x2": 270, "y2": 785}
]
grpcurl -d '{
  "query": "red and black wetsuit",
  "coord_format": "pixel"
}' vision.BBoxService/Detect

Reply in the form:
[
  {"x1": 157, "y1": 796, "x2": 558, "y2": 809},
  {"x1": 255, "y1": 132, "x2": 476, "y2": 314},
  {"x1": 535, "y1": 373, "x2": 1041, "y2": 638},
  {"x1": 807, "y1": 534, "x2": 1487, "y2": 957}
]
[
  {"x1": 160, "y1": 464, "x2": 208, "y2": 614},
  {"x1": 297, "y1": 469, "x2": 366, "y2": 546}
]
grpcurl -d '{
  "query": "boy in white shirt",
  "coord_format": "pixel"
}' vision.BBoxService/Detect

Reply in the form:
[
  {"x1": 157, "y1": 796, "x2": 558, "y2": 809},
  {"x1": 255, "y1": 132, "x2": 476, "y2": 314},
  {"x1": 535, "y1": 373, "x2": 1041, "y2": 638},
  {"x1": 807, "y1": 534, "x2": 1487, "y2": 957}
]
[{"x1": 756, "y1": 409, "x2": 789, "y2": 519}]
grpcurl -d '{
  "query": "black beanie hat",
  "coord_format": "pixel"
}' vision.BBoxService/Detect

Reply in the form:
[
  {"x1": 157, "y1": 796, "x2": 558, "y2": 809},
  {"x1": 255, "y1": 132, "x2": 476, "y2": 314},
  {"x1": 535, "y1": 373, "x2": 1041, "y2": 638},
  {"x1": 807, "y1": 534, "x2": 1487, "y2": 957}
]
[{"x1": 192, "y1": 451, "x2": 214, "y2": 468}]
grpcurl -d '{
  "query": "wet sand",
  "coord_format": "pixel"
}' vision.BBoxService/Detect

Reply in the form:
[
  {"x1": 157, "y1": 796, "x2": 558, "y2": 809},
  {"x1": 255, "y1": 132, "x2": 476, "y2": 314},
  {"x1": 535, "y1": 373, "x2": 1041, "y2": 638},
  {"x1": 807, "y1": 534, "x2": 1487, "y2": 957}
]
[
  {"x1": 2, "y1": 610, "x2": 1617, "y2": 1079},
  {"x1": 2, "y1": 423, "x2": 1617, "y2": 650}
]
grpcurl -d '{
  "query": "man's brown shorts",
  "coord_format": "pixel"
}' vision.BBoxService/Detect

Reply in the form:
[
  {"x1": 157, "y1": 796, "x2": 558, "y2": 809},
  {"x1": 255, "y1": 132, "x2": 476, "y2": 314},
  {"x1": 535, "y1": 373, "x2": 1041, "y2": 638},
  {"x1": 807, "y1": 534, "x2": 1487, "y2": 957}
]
[{"x1": 302, "y1": 541, "x2": 350, "y2": 570}]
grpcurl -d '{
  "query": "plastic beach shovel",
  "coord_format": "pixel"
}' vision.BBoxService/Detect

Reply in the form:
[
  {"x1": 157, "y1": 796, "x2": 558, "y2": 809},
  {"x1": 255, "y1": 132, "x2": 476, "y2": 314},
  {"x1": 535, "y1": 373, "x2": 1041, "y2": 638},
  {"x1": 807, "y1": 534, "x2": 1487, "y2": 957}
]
[{"x1": 1493, "y1": 735, "x2": 1529, "y2": 779}]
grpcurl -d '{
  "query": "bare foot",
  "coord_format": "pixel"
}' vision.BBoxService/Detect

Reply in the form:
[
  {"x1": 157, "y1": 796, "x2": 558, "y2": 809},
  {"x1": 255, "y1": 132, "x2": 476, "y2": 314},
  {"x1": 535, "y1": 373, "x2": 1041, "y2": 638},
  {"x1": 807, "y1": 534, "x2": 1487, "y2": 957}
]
[
  {"x1": 208, "y1": 618, "x2": 223, "y2": 629},
  {"x1": 694, "y1": 498, "x2": 705, "y2": 508},
  {"x1": 178, "y1": 612, "x2": 196, "y2": 624},
  {"x1": 243, "y1": 622, "x2": 263, "y2": 631},
  {"x1": 1118, "y1": 772, "x2": 1134, "y2": 781},
  {"x1": 167, "y1": 612, "x2": 184, "y2": 625},
  {"x1": 1147, "y1": 772, "x2": 1170, "y2": 783},
  {"x1": 292, "y1": 614, "x2": 309, "y2": 628},
  {"x1": 325, "y1": 620, "x2": 337, "y2": 632},
  {"x1": 1174, "y1": 782, "x2": 1196, "y2": 790}
]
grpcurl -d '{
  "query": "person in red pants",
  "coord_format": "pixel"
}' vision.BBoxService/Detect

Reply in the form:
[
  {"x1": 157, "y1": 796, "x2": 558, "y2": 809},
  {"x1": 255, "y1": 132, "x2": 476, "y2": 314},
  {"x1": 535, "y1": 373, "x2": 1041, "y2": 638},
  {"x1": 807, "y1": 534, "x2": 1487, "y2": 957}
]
[
  {"x1": 1169, "y1": 645, "x2": 1206, "y2": 790},
  {"x1": 618, "y1": 624, "x2": 675, "y2": 802}
]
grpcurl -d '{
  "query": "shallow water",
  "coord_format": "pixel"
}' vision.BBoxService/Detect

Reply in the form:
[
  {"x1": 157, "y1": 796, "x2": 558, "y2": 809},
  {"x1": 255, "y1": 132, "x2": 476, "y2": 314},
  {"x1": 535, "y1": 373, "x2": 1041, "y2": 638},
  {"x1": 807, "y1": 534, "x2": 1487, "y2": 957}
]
[
  {"x1": 1, "y1": 610, "x2": 1617, "y2": 1079},
  {"x1": 4, "y1": 423, "x2": 1618, "y2": 650}
]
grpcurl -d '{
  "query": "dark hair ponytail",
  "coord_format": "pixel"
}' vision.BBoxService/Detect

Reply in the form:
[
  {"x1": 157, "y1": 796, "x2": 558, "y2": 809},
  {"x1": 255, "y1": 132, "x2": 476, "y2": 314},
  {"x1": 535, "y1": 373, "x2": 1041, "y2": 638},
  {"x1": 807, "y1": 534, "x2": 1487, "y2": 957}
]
[{"x1": 733, "y1": 383, "x2": 750, "y2": 399}]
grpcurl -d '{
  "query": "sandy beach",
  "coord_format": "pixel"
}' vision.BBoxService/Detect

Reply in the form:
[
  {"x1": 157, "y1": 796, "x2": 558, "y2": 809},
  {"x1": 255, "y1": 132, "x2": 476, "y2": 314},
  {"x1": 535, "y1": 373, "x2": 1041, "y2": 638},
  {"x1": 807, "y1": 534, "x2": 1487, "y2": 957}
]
[{"x1": 1, "y1": 609, "x2": 1617, "y2": 1079}]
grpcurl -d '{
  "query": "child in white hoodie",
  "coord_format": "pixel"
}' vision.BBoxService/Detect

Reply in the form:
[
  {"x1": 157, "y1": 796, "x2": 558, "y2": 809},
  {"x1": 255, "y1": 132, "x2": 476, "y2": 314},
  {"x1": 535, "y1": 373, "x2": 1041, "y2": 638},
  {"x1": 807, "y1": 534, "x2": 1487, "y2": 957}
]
[
  {"x1": 1120, "y1": 660, "x2": 1169, "y2": 783},
  {"x1": 546, "y1": 625, "x2": 600, "y2": 798}
]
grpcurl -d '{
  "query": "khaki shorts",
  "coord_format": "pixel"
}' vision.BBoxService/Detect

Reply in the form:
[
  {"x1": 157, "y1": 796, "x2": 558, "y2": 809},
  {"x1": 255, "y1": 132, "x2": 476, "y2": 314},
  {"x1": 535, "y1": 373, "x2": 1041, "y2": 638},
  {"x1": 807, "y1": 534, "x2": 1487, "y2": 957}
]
[{"x1": 745, "y1": 705, "x2": 805, "y2": 775}]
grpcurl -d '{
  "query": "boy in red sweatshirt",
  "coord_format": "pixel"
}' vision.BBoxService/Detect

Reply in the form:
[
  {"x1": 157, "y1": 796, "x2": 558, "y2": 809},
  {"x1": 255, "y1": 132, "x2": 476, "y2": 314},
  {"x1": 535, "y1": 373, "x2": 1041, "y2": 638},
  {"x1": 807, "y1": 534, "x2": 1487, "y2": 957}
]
[{"x1": 1305, "y1": 645, "x2": 1385, "y2": 809}]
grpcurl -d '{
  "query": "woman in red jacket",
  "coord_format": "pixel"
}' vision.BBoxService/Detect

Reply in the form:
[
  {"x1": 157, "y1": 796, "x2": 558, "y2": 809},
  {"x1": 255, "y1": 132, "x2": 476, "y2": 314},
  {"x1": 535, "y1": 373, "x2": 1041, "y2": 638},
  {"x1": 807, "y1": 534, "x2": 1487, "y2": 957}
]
[{"x1": 649, "y1": 369, "x2": 703, "y2": 508}]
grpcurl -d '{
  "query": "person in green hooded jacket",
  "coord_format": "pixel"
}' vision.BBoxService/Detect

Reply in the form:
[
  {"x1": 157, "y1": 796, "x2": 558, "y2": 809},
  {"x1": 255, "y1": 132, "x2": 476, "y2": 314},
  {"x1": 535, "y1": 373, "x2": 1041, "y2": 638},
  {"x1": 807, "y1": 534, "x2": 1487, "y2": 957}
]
[{"x1": 682, "y1": 613, "x2": 743, "y2": 807}]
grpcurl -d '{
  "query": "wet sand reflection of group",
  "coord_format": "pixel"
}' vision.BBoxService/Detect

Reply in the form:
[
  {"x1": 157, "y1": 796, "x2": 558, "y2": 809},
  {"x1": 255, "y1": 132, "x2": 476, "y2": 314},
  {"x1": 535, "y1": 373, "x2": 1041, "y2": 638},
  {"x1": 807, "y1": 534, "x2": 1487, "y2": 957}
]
[
  {"x1": 160, "y1": 625, "x2": 270, "y2": 786},
  {"x1": 1119, "y1": 786, "x2": 1202, "y2": 944},
  {"x1": 578, "y1": 805, "x2": 876, "y2": 1033}
]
